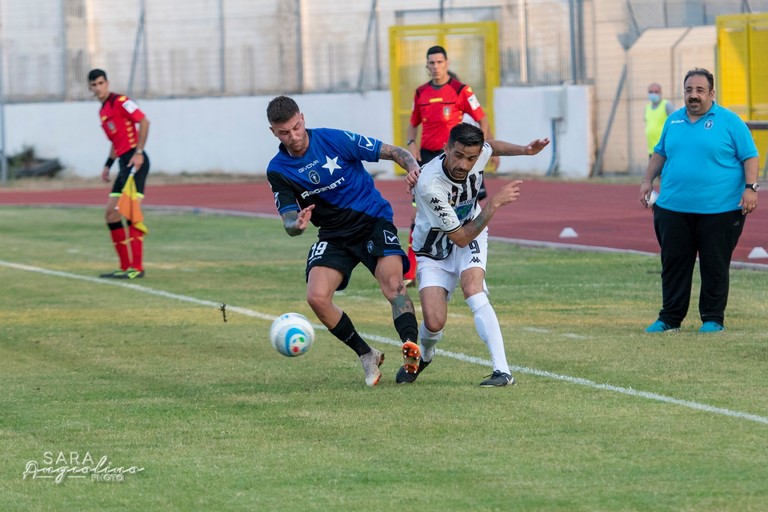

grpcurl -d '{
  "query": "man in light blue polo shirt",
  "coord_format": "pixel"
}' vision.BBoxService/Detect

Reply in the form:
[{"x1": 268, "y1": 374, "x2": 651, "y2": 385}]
[{"x1": 639, "y1": 67, "x2": 759, "y2": 333}]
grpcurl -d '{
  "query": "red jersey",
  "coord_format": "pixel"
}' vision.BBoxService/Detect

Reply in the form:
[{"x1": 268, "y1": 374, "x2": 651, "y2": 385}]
[
  {"x1": 409, "y1": 78, "x2": 486, "y2": 151},
  {"x1": 98, "y1": 92, "x2": 146, "y2": 157}
]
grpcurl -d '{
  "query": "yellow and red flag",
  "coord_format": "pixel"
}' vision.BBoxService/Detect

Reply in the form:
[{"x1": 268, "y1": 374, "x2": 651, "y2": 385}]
[{"x1": 116, "y1": 172, "x2": 148, "y2": 233}]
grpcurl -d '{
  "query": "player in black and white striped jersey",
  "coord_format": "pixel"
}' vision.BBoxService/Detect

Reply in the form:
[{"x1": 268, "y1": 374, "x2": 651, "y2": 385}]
[{"x1": 400, "y1": 122, "x2": 549, "y2": 386}]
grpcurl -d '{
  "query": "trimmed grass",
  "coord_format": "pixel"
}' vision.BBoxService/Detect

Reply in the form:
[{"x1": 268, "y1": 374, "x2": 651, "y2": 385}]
[{"x1": 1, "y1": 207, "x2": 767, "y2": 511}]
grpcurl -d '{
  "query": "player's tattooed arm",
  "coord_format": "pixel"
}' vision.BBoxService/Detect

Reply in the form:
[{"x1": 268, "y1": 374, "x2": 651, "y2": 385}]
[
  {"x1": 281, "y1": 205, "x2": 314, "y2": 237},
  {"x1": 380, "y1": 143, "x2": 420, "y2": 175},
  {"x1": 282, "y1": 211, "x2": 303, "y2": 236},
  {"x1": 449, "y1": 180, "x2": 522, "y2": 248}
]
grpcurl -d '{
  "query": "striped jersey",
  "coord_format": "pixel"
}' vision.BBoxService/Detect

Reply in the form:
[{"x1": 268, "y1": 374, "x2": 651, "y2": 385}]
[{"x1": 412, "y1": 142, "x2": 491, "y2": 259}]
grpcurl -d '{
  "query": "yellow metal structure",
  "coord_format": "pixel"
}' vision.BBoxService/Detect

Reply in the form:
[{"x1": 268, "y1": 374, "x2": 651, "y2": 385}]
[
  {"x1": 389, "y1": 22, "x2": 500, "y2": 175},
  {"x1": 716, "y1": 13, "x2": 768, "y2": 171}
]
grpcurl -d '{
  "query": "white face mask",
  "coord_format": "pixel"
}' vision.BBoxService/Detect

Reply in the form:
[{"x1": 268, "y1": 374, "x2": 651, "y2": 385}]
[{"x1": 648, "y1": 93, "x2": 661, "y2": 103}]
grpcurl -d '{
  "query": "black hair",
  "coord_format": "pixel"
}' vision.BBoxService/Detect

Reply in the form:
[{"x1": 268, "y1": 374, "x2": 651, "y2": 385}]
[
  {"x1": 683, "y1": 68, "x2": 714, "y2": 91},
  {"x1": 426, "y1": 45, "x2": 447, "y2": 59},
  {"x1": 448, "y1": 123, "x2": 484, "y2": 148},
  {"x1": 267, "y1": 95, "x2": 300, "y2": 124},
  {"x1": 87, "y1": 68, "x2": 107, "y2": 82}
]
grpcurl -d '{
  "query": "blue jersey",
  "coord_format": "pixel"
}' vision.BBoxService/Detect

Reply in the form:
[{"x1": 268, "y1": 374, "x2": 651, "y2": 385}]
[
  {"x1": 654, "y1": 103, "x2": 758, "y2": 214},
  {"x1": 267, "y1": 128, "x2": 394, "y2": 241}
]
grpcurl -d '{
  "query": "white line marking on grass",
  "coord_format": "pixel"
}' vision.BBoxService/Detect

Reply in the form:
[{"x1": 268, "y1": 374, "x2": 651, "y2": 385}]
[
  {"x1": 0, "y1": 260, "x2": 274, "y2": 321},
  {"x1": 2, "y1": 258, "x2": 767, "y2": 426},
  {"x1": 365, "y1": 335, "x2": 768, "y2": 426}
]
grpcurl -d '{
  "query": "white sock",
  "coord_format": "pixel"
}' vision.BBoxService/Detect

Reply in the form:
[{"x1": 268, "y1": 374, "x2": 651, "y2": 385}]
[
  {"x1": 418, "y1": 323, "x2": 442, "y2": 362},
  {"x1": 466, "y1": 292, "x2": 510, "y2": 375}
]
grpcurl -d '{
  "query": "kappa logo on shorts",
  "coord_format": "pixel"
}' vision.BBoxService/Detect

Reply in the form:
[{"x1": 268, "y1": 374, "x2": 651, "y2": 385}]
[
  {"x1": 470, "y1": 257, "x2": 482, "y2": 264},
  {"x1": 384, "y1": 230, "x2": 400, "y2": 245}
]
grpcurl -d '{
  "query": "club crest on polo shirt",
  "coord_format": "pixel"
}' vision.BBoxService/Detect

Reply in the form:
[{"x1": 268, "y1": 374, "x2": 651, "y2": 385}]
[{"x1": 704, "y1": 119, "x2": 713, "y2": 129}]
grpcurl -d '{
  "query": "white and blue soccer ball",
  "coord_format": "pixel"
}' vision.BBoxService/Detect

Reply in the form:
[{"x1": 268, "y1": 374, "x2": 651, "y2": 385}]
[{"x1": 269, "y1": 313, "x2": 315, "y2": 357}]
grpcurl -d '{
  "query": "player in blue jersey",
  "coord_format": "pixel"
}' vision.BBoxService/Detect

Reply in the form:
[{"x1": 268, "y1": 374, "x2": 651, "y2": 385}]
[
  {"x1": 640, "y1": 68, "x2": 759, "y2": 333},
  {"x1": 266, "y1": 95, "x2": 422, "y2": 386}
]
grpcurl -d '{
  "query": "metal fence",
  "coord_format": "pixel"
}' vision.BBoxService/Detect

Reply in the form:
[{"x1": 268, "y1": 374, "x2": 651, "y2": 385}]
[
  {"x1": 0, "y1": 0, "x2": 768, "y2": 101},
  {"x1": 0, "y1": 0, "x2": 764, "y2": 101},
  {"x1": 0, "y1": 0, "x2": 592, "y2": 101}
]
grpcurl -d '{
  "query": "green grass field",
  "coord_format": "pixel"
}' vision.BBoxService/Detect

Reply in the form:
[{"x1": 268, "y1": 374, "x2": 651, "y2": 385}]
[{"x1": 2, "y1": 206, "x2": 767, "y2": 511}]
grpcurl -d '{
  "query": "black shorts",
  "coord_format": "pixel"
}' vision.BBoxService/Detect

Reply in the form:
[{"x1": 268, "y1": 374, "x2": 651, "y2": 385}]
[
  {"x1": 305, "y1": 218, "x2": 409, "y2": 291},
  {"x1": 420, "y1": 148, "x2": 443, "y2": 165},
  {"x1": 110, "y1": 149, "x2": 150, "y2": 196}
]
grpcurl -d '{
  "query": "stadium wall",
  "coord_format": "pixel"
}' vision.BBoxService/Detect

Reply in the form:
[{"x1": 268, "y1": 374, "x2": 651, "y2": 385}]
[{"x1": 5, "y1": 86, "x2": 593, "y2": 179}]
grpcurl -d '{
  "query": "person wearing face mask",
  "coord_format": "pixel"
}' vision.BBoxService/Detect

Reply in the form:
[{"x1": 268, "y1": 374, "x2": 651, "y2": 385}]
[
  {"x1": 639, "y1": 68, "x2": 759, "y2": 334},
  {"x1": 644, "y1": 83, "x2": 674, "y2": 158},
  {"x1": 400, "y1": 123, "x2": 549, "y2": 387}
]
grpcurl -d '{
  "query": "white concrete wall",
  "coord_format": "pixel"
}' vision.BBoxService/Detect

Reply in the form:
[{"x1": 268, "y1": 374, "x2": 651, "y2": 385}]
[
  {"x1": 4, "y1": 86, "x2": 594, "y2": 179},
  {"x1": 494, "y1": 86, "x2": 593, "y2": 177}
]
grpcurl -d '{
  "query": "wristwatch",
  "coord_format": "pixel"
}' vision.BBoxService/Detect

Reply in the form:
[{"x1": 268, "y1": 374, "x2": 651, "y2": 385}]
[
  {"x1": 135, "y1": 148, "x2": 144, "y2": 155},
  {"x1": 746, "y1": 183, "x2": 760, "y2": 192}
]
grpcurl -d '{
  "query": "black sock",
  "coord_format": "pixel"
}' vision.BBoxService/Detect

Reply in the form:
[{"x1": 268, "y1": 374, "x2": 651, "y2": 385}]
[
  {"x1": 394, "y1": 312, "x2": 418, "y2": 343},
  {"x1": 329, "y1": 312, "x2": 370, "y2": 356}
]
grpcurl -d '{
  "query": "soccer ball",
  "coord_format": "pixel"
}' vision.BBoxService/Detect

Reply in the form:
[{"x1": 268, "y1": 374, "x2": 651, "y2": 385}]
[{"x1": 269, "y1": 313, "x2": 315, "y2": 357}]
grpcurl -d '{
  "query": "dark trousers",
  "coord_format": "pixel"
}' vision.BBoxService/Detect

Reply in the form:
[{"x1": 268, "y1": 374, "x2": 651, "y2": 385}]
[{"x1": 652, "y1": 206, "x2": 745, "y2": 327}]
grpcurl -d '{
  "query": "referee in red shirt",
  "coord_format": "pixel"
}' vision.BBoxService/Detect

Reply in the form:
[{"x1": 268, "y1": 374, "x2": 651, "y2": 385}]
[
  {"x1": 403, "y1": 46, "x2": 498, "y2": 285},
  {"x1": 88, "y1": 69, "x2": 150, "y2": 279}
]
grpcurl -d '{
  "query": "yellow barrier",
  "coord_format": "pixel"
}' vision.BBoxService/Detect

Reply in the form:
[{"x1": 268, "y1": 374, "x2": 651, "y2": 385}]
[
  {"x1": 389, "y1": 22, "x2": 499, "y2": 175},
  {"x1": 717, "y1": 13, "x2": 768, "y2": 171}
]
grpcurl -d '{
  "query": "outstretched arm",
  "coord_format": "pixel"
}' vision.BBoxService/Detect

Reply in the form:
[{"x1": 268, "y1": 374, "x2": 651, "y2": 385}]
[
  {"x1": 488, "y1": 138, "x2": 550, "y2": 157},
  {"x1": 447, "y1": 180, "x2": 523, "y2": 247},
  {"x1": 479, "y1": 117, "x2": 500, "y2": 171}
]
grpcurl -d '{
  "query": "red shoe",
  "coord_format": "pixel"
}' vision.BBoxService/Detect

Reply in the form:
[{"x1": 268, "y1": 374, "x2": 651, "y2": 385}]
[{"x1": 401, "y1": 341, "x2": 421, "y2": 374}]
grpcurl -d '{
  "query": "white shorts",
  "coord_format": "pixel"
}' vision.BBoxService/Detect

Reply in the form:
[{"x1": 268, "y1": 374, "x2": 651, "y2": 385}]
[{"x1": 416, "y1": 228, "x2": 488, "y2": 301}]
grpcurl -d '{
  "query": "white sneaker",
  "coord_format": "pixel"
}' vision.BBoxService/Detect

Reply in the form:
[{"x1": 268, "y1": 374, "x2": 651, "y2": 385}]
[{"x1": 359, "y1": 348, "x2": 384, "y2": 386}]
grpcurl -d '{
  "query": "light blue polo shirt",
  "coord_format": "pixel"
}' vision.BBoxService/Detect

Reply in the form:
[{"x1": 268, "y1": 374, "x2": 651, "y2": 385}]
[{"x1": 653, "y1": 102, "x2": 758, "y2": 214}]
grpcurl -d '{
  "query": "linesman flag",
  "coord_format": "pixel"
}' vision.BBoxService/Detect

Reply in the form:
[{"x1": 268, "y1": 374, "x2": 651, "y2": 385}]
[{"x1": 116, "y1": 171, "x2": 148, "y2": 233}]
